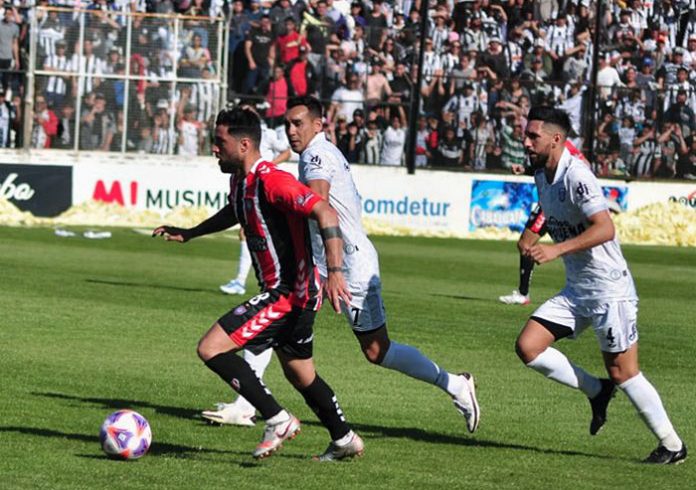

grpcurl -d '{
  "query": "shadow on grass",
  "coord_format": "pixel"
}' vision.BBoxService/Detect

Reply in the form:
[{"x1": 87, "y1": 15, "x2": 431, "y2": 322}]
[
  {"x1": 0, "y1": 426, "x2": 243, "y2": 458},
  {"x1": 85, "y1": 278, "x2": 212, "y2": 294},
  {"x1": 34, "y1": 392, "x2": 199, "y2": 421},
  {"x1": 428, "y1": 293, "x2": 490, "y2": 302},
  {"x1": 301, "y1": 420, "x2": 624, "y2": 461}
]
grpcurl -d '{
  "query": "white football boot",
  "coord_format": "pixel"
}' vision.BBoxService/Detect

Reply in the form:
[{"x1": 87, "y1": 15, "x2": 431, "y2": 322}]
[
  {"x1": 219, "y1": 279, "x2": 246, "y2": 295},
  {"x1": 253, "y1": 414, "x2": 301, "y2": 459},
  {"x1": 201, "y1": 402, "x2": 256, "y2": 427},
  {"x1": 498, "y1": 290, "x2": 530, "y2": 305},
  {"x1": 452, "y1": 372, "x2": 481, "y2": 433},
  {"x1": 314, "y1": 432, "x2": 365, "y2": 462}
]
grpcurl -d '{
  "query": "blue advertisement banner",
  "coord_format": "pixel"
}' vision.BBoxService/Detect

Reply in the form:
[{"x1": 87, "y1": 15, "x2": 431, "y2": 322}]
[{"x1": 469, "y1": 180, "x2": 628, "y2": 232}]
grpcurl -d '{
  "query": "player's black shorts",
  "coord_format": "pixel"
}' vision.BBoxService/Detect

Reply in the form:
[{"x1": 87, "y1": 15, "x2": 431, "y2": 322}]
[
  {"x1": 218, "y1": 289, "x2": 315, "y2": 359},
  {"x1": 524, "y1": 202, "x2": 548, "y2": 236}
]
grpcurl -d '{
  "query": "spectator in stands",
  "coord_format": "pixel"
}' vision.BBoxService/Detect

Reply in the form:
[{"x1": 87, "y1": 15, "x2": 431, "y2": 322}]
[
  {"x1": 43, "y1": 40, "x2": 72, "y2": 110},
  {"x1": 0, "y1": 86, "x2": 17, "y2": 148},
  {"x1": 365, "y1": 58, "x2": 391, "y2": 106},
  {"x1": 243, "y1": 14, "x2": 275, "y2": 95},
  {"x1": 665, "y1": 89, "x2": 696, "y2": 140},
  {"x1": 264, "y1": 65, "x2": 288, "y2": 127},
  {"x1": 337, "y1": 119, "x2": 362, "y2": 163},
  {"x1": 71, "y1": 38, "x2": 104, "y2": 98},
  {"x1": 31, "y1": 94, "x2": 59, "y2": 148},
  {"x1": 500, "y1": 117, "x2": 525, "y2": 170},
  {"x1": 361, "y1": 118, "x2": 382, "y2": 164},
  {"x1": 632, "y1": 121, "x2": 657, "y2": 177},
  {"x1": 468, "y1": 111, "x2": 493, "y2": 171},
  {"x1": 328, "y1": 73, "x2": 364, "y2": 123},
  {"x1": 54, "y1": 102, "x2": 76, "y2": 150},
  {"x1": 680, "y1": 135, "x2": 696, "y2": 179},
  {"x1": 277, "y1": 17, "x2": 307, "y2": 65},
  {"x1": 654, "y1": 122, "x2": 687, "y2": 178},
  {"x1": 287, "y1": 45, "x2": 315, "y2": 97},
  {"x1": 437, "y1": 124, "x2": 463, "y2": 167},
  {"x1": 380, "y1": 106, "x2": 406, "y2": 166},
  {"x1": 0, "y1": 6, "x2": 21, "y2": 94},
  {"x1": 562, "y1": 44, "x2": 588, "y2": 83},
  {"x1": 270, "y1": 0, "x2": 298, "y2": 36},
  {"x1": 365, "y1": 0, "x2": 388, "y2": 51},
  {"x1": 79, "y1": 92, "x2": 114, "y2": 151},
  {"x1": 180, "y1": 33, "x2": 211, "y2": 78},
  {"x1": 152, "y1": 101, "x2": 176, "y2": 154},
  {"x1": 442, "y1": 81, "x2": 480, "y2": 138},
  {"x1": 618, "y1": 116, "x2": 636, "y2": 169},
  {"x1": 37, "y1": 6, "x2": 65, "y2": 61},
  {"x1": 479, "y1": 37, "x2": 509, "y2": 80}
]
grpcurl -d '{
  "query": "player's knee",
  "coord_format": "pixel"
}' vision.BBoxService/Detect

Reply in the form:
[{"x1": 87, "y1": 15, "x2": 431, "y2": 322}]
[
  {"x1": 606, "y1": 364, "x2": 639, "y2": 385},
  {"x1": 362, "y1": 344, "x2": 386, "y2": 364},
  {"x1": 197, "y1": 337, "x2": 220, "y2": 362},
  {"x1": 515, "y1": 337, "x2": 539, "y2": 364}
]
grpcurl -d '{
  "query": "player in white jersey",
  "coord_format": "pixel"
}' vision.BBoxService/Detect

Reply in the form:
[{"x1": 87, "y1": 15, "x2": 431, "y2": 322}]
[
  {"x1": 203, "y1": 96, "x2": 481, "y2": 435},
  {"x1": 515, "y1": 106, "x2": 686, "y2": 464}
]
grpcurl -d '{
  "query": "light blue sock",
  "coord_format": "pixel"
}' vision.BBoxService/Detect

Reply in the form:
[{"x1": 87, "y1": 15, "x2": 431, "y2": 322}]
[{"x1": 380, "y1": 341, "x2": 453, "y2": 394}]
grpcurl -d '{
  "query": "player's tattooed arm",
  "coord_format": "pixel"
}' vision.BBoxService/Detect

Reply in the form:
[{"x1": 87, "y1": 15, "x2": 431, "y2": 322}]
[{"x1": 310, "y1": 199, "x2": 351, "y2": 312}]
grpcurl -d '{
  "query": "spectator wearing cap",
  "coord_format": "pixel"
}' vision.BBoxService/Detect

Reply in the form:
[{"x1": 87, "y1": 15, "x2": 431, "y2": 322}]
[
  {"x1": 524, "y1": 38, "x2": 553, "y2": 78},
  {"x1": 276, "y1": 17, "x2": 308, "y2": 65},
  {"x1": 287, "y1": 45, "x2": 315, "y2": 97},
  {"x1": 43, "y1": 40, "x2": 72, "y2": 110},
  {"x1": 365, "y1": 58, "x2": 391, "y2": 105},
  {"x1": 327, "y1": 73, "x2": 364, "y2": 123},
  {"x1": 634, "y1": 59, "x2": 656, "y2": 107},
  {"x1": 656, "y1": 47, "x2": 687, "y2": 89},
  {"x1": 243, "y1": 14, "x2": 275, "y2": 95},
  {"x1": 479, "y1": 37, "x2": 509, "y2": 80},
  {"x1": 442, "y1": 81, "x2": 481, "y2": 138}
]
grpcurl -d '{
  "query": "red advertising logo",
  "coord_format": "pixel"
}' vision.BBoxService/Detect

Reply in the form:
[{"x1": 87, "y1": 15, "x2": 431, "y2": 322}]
[{"x1": 93, "y1": 180, "x2": 138, "y2": 206}]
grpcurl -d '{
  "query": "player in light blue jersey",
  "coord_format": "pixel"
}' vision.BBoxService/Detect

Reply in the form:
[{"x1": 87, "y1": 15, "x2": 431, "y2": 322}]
[{"x1": 515, "y1": 106, "x2": 686, "y2": 465}]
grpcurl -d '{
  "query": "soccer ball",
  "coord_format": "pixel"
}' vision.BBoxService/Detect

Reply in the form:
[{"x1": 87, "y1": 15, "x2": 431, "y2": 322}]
[{"x1": 99, "y1": 409, "x2": 152, "y2": 460}]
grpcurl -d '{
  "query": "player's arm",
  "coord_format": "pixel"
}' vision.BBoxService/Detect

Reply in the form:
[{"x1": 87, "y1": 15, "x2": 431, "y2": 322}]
[
  {"x1": 152, "y1": 203, "x2": 238, "y2": 243},
  {"x1": 528, "y1": 210, "x2": 614, "y2": 264},
  {"x1": 309, "y1": 194, "x2": 351, "y2": 313},
  {"x1": 272, "y1": 148, "x2": 292, "y2": 165}
]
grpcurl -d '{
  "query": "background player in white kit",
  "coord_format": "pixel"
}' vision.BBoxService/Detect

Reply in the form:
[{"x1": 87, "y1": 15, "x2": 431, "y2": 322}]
[
  {"x1": 515, "y1": 106, "x2": 686, "y2": 464},
  {"x1": 204, "y1": 96, "x2": 481, "y2": 434}
]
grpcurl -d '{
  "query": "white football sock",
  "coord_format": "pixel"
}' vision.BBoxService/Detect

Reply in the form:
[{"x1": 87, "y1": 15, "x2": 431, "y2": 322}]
[
  {"x1": 234, "y1": 349, "x2": 273, "y2": 413},
  {"x1": 266, "y1": 409, "x2": 290, "y2": 425},
  {"x1": 235, "y1": 242, "x2": 252, "y2": 284},
  {"x1": 380, "y1": 341, "x2": 457, "y2": 394},
  {"x1": 619, "y1": 372, "x2": 682, "y2": 451},
  {"x1": 333, "y1": 430, "x2": 355, "y2": 446},
  {"x1": 527, "y1": 347, "x2": 602, "y2": 398}
]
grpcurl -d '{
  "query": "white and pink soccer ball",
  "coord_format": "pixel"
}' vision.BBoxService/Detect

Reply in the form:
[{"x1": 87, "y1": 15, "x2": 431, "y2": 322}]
[{"x1": 99, "y1": 409, "x2": 152, "y2": 460}]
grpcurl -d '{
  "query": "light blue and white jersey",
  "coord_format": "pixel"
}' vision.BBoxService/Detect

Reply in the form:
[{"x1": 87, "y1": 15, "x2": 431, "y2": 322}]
[
  {"x1": 534, "y1": 148, "x2": 637, "y2": 303},
  {"x1": 298, "y1": 132, "x2": 379, "y2": 283}
]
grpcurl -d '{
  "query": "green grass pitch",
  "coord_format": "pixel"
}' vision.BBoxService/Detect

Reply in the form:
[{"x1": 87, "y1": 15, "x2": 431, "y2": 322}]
[{"x1": 1, "y1": 226, "x2": 694, "y2": 489}]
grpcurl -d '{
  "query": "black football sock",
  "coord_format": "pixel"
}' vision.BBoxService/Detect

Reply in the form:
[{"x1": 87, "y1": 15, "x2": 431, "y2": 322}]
[
  {"x1": 298, "y1": 375, "x2": 350, "y2": 441},
  {"x1": 204, "y1": 352, "x2": 282, "y2": 420},
  {"x1": 519, "y1": 254, "x2": 535, "y2": 296}
]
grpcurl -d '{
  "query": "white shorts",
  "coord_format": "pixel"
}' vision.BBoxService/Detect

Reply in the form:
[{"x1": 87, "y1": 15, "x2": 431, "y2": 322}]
[
  {"x1": 339, "y1": 276, "x2": 387, "y2": 333},
  {"x1": 531, "y1": 292, "x2": 639, "y2": 353}
]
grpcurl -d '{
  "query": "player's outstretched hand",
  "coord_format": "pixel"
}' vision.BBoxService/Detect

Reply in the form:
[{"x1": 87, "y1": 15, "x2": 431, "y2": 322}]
[
  {"x1": 528, "y1": 243, "x2": 561, "y2": 264},
  {"x1": 325, "y1": 270, "x2": 352, "y2": 313},
  {"x1": 511, "y1": 163, "x2": 526, "y2": 175},
  {"x1": 152, "y1": 225, "x2": 191, "y2": 243}
]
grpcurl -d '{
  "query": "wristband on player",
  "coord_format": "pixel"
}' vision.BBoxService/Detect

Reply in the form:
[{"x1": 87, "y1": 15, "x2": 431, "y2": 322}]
[
  {"x1": 327, "y1": 266, "x2": 343, "y2": 273},
  {"x1": 320, "y1": 226, "x2": 342, "y2": 241}
]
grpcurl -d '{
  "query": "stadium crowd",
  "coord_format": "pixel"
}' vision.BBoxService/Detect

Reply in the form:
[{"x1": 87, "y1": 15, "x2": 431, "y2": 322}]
[{"x1": 0, "y1": 0, "x2": 695, "y2": 179}]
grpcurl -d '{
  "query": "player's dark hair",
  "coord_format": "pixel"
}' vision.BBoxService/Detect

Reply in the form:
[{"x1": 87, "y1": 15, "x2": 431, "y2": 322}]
[
  {"x1": 287, "y1": 95, "x2": 323, "y2": 120},
  {"x1": 215, "y1": 107, "x2": 261, "y2": 147},
  {"x1": 527, "y1": 106, "x2": 571, "y2": 137}
]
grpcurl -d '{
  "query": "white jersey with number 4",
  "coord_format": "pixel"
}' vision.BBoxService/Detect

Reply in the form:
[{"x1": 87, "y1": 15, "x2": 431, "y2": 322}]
[
  {"x1": 298, "y1": 132, "x2": 379, "y2": 284},
  {"x1": 534, "y1": 147, "x2": 637, "y2": 303}
]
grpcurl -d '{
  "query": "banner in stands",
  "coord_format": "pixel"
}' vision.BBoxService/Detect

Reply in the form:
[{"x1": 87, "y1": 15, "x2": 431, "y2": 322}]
[
  {"x1": 0, "y1": 163, "x2": 72, "y2": 216},
  {"x1": 469, "y1": 180, "x2": 629, "y2": 232}
]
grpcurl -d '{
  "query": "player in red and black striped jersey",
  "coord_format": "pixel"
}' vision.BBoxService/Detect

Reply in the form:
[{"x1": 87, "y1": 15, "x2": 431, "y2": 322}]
[
  {"x1": 153, "y1": 107, "x2": 363, "y2": 461},
  {"x1": 499, "y1": 139, "x2": 587, "y2": 306}
]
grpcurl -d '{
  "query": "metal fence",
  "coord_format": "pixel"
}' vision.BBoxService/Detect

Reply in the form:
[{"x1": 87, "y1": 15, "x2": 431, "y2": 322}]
[{"x1": 26, "y1": 7, "x2": 226, "y2": 155}]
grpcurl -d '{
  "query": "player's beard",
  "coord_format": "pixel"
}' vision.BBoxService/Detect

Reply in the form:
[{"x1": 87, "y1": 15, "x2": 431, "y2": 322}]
[
  {"x1": 218, "y1": 158, "x2": 237, "y2": 174},
  {"x1": 527, "y1": 151, "x2": 548, "y2": 170}
]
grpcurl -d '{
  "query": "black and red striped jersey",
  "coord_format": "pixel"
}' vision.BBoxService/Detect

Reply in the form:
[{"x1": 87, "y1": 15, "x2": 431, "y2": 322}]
[{"x1": 229, "y1": 159, "x2": 323, "y2": 310}]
